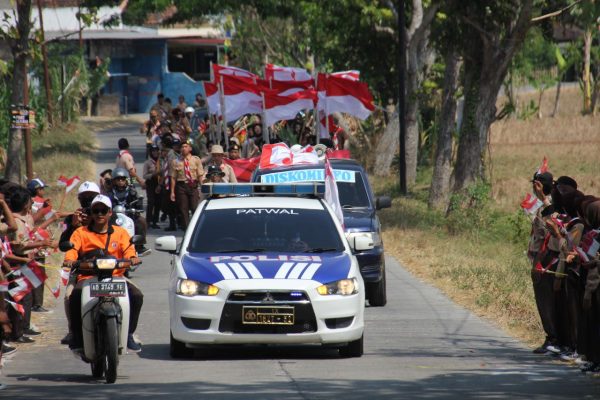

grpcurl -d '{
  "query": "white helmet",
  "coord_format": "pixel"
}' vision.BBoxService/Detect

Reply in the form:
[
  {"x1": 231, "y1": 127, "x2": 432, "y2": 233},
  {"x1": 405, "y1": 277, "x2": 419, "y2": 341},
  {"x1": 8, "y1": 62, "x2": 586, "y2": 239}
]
[{"x1": 184, "y1": 106, "x2": 195, "y2": 114}]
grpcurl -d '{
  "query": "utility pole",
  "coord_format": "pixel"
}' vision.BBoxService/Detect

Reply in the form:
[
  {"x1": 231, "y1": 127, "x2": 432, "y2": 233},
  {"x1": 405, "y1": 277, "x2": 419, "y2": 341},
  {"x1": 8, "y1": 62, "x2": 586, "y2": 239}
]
[
  {"x1": 37, "y1": 0, "x2": 53, "y2": 126},
  {"x1": 23, "y1": 63, "x2": 33, "y2": 181},
  {"x1": 397, "y1": 0, "x2": 407, "y2": 195},
  {"x1": 78, "y1": 0, "x2": 83, "y2": 51}
]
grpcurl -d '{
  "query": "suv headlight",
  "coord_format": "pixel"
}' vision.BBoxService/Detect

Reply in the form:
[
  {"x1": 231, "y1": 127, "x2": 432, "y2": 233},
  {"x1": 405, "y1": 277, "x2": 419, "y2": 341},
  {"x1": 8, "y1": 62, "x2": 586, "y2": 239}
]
[
  {"x1": 317, "y1": 278, "x2": 359, "y2": 296},
  {"x1": 346, "y1": 232, "x2": 382, "y2": 247},
  {"x1": 176, "y1": 279, "x2": 219, "y2": 296}
]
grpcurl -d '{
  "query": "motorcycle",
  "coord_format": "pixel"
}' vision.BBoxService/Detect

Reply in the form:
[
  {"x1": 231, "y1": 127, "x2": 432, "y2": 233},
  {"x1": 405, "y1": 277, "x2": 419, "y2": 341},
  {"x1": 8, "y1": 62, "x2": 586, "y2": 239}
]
[
  {"x1": 60, "y1": 236, "x2": 142, "y2": 384},
  {"x1": 113, "y1": 197, "x2": 149, "y2": 266}
]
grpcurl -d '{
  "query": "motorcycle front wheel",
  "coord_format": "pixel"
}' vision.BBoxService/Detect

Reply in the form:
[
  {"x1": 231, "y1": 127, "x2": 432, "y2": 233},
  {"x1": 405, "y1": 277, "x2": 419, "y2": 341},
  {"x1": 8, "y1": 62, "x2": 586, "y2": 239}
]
[{"x1": 104, "y1": 317, "x2": 119, "y2": 384}]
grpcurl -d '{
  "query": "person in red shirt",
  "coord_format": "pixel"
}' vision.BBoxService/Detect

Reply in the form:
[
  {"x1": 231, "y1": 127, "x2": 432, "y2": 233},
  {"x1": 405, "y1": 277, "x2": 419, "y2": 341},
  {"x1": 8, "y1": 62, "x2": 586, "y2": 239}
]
[{"x1": 64, "y1": 195, "x2": 143, "y2": 352}]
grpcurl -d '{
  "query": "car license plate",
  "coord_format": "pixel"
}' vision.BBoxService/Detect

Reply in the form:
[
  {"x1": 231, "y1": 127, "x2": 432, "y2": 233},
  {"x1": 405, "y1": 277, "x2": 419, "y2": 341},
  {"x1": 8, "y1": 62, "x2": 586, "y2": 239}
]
[
  {"x1": 90, "y1": 282, "x2": 126, "y2": 297},
  {"x1": 242, "y1": 306, "x2": 294, "y2": 325}
]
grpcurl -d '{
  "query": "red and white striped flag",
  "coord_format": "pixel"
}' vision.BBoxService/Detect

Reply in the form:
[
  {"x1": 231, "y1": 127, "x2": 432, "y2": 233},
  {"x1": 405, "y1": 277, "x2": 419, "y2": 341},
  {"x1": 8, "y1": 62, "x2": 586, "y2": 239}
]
[
  {"x1": 21, "y1": 261, "x2": 48, "y2": 289},
  {"x1": 536, "y1": 157, "x2": 549, "y2": 175},
  {"x1": 5, "y1": 298, "x2": 25, "y2": 316},
  {"x1": 325, "y1": 157, "x2": 344, "y2": 227},
  {"x1": 259, "y1": 143, "x2": 319, "y2": 170},
  {"x1": 269, "y1": 78, "x2": 314, "y2": 96},
  {"x1": 29, "y1": 227, "x2": 51, "y2": 242},
  {"x1": 265, "y1": 64, "x2": 312, "y2": 82},
  {"x1": 331, "y1": 70, "x2": 360, "y2": 81},
  {"x1": 60, "y1": 268, "x2": 70, "y2": 286},
  {"x1": 520, "y1": 193, "x2": 543, "y2": 216},
  {"x1": 263, "y1": 89, "x2": 317, "y2": 126},
  {"x1": 57, "y1": 175, "x2": 80, "y2": 193},
  {"x1": 221, "y1": 75, "x2": 263, "y2": 123},
  {"x1": 49, "y1": 282, "x2": 60, "y2": 298},
  {"x1": 325, "y1": 75, "x2": 374, "y2": 120},
  {"x1": 8, "y1": 277, "x2": 30, "y2": 302},
  {"x1": 212, "y1": 64, "x2": 258, "y2": 81},
  {"x1": 203, "y1": 81, "x2": 221, "y2": 116},
  {"x1": 0, "y1": 280, "x2": 8, "y2": 292}
]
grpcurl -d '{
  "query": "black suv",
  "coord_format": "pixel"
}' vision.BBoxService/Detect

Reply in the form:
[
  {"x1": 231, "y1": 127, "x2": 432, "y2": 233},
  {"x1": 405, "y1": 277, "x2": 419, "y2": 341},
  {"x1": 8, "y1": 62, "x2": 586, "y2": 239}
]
[{"x1": 252, "y1": 159, "x2": 391, "y2": 306}]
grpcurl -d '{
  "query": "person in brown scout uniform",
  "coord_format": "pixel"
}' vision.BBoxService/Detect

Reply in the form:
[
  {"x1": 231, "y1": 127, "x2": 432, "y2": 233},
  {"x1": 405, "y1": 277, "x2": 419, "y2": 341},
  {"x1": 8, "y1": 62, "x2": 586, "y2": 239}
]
[
  {"x1": 207, "y1": 145, "x2": 237, "y2": 183},
  {"x1": 170, "y1": 141, "x2": 204, "y2": 229}
]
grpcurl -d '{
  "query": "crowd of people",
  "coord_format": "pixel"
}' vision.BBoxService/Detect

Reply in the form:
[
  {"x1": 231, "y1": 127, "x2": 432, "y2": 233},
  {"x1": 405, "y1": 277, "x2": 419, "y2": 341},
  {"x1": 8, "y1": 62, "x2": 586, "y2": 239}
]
[{"x1": 528, "y1": 168, "x2": 600, "y2": 374}]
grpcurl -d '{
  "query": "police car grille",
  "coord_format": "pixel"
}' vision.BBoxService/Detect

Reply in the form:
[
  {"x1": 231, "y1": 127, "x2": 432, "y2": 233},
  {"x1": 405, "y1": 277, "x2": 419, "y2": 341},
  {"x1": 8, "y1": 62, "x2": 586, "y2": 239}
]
[{"x1": 219, "y1": 291, "x2": 316, "y2": 334}]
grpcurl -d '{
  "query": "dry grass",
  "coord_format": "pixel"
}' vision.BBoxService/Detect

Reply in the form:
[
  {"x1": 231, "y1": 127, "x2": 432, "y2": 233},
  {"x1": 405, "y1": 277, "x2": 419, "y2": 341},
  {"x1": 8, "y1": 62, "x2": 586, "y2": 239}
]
[{"x1": 376, "y1": 85, "x2": 599, "y2": 346}]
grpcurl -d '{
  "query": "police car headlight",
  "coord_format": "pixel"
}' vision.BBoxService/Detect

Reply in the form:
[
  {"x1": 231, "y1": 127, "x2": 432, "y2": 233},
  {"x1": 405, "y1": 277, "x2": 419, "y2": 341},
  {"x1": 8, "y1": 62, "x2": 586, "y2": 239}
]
[
  {"x1": 346, "y1": 232, "x2": 382, "y2": 247},
  {"x1": 317, "y1": 278, "x2": 358, "y2": 296},
  {"x1": 176, "y1": 279, "x2": 219, "y2": 296}
]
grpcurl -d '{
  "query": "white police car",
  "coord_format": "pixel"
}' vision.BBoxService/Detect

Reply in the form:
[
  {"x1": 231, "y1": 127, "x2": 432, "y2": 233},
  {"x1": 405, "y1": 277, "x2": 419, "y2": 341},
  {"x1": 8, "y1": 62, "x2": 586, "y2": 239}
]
[{"x1": 155, "y1": 183, "x2": 369, "y2": 358}]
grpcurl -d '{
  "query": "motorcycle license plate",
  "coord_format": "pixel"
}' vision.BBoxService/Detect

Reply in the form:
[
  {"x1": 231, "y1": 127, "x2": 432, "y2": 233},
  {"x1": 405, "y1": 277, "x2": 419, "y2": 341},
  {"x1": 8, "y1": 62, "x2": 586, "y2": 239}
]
[
  {"x1": 90, "y1": 282, "x2": 126, "y2": 297},
  {"x1": 242, "y1": 306, "x2": 294, "y2": 325}
]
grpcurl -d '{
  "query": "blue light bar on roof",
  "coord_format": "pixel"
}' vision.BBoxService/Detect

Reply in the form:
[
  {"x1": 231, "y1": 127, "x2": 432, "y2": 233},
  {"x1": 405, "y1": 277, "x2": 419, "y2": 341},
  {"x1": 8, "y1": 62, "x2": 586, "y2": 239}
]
[{"x1": 201, "y1": 183, "x2": 325, "y2": 197}]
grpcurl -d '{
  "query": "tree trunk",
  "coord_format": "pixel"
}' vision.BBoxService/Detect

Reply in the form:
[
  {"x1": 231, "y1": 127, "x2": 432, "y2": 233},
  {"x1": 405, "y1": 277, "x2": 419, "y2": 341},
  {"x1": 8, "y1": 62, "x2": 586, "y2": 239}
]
[
  {"x1": 583, "y1": 29, "x2": 592, "y2": 114},
  {"x1": 374, "y1": 112, "x2": 399, "y2": 176},
  {"x1": 537, "y1": 87, "x2": 545, "y2": 119},
  {"x1": 429, "y1": 50, "x2": 461, "y2": 210},
  {"x1": 5, "y1": 0, "x2": 32, "y2": 183},
  {"x1": 551, "y1": 78, "x2": 562, "y2": 118},
  {"x1": 373, "y1": 1, "x2": 439, "y2": 179}
]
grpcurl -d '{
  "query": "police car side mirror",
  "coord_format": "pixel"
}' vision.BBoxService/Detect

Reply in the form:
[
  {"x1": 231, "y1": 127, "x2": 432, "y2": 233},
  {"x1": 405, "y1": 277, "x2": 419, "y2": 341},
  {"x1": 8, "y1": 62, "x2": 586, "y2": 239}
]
[
  {"x1": 376, "y1": 196, "x2": 392, "y2": 210},
  {"x1": 352, "y1": 236, "x2": 374, "y2": 251},
  {"x1": 59, "y1": 241, "x2": 74, "y2": 252},
  {"x1": 155, "y1": 235, "x2": 178, "y2": 254}
]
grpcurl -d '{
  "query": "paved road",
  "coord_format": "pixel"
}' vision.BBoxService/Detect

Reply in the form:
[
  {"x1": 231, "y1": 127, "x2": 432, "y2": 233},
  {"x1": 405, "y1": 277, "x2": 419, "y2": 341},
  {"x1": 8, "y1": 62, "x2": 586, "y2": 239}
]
[{"x1": 3, "y1": 121, "x2": 599, "y2": 399}]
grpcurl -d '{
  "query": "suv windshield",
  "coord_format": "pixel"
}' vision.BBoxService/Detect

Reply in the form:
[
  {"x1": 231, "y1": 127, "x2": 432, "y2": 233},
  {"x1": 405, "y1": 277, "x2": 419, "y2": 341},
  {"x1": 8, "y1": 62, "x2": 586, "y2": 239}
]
[{"x1": 188, "y1": 207, "x2": 345, "y2": 253}]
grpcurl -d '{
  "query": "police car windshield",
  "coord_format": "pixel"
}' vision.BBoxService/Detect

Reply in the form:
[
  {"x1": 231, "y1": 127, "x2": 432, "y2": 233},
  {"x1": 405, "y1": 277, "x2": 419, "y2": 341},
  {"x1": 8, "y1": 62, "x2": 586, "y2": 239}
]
[{"x1": 188, "y1": 208, "x2": 345, "y2": 253}]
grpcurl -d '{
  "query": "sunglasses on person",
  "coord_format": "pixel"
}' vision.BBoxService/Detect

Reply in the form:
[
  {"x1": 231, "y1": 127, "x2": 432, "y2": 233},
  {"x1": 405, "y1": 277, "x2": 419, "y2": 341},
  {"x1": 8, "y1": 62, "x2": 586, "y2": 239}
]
[{"x1": 91, "y1": 207, "x2": 110, "y2": 215}]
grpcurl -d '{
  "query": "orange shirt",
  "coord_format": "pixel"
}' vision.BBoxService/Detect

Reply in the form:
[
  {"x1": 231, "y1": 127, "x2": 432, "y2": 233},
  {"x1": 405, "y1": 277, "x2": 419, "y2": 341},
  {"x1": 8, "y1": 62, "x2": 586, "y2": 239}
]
[{"x1": 65, "y1": 225, "x2": 136, "y2": 281}]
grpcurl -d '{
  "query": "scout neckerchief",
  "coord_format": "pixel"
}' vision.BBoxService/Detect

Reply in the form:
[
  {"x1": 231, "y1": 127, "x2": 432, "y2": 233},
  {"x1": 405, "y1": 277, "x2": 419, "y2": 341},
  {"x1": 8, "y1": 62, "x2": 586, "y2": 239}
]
[
  {"x1": 183, "y1": 156, "x2": 194, "y2": 184},
  {"x1": 161, "y1": 156, "x2": 170, "y2": 190}
]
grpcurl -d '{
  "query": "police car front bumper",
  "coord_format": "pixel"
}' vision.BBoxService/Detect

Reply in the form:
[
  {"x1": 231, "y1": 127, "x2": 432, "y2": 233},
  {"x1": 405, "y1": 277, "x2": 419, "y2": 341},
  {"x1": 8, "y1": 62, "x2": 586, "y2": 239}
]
[{"x1": 169, "y1": 279, "x2": 365, "y2": 345}]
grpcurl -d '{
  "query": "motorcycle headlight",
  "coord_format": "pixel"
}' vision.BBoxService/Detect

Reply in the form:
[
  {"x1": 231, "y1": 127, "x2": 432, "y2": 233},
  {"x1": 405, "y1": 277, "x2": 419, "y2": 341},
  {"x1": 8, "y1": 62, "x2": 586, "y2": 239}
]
[
  {"x1": 176, "y1": 279, "x2": 219, "y2": 297},
  {"x1": 317, "y1": 278, "x2": 359, "y2": 296},
  {"x1": 96, "y1": 259, "x2": 117, "y2": 270},
  {"x1": 346, "y1": 232, "x2": 382, "y2": 248}
]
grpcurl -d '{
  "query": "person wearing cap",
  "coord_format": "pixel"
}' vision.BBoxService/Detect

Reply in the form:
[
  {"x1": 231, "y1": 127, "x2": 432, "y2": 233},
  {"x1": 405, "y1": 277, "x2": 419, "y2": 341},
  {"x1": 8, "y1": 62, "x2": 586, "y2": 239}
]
[
  {"x1": 63, "y1": 194, "x2": 143, "y2": 352},
  {"x1": 204, "y1": 165, "x2": 225, "y2": 183},
  {"x1": 143, "y1": 145, "x2": 161, "y2": 229},
  {"x1": 116, "y1": 138, "x2": 145, "y2": 189},
  {"x1": 207, "y1": 145, "x2": 237, "y2": 183},
  {"x1": 27, "y1": 179, "x2": 56, "y2": 224},
  {"x1": 170, "y1": 141, "x2": 204, "y2": 229},
  {"x1": 228, "y1": 143, "x2": 241, "y2": 160},
  {"x1": 140, "y1": 109, "x2": 162, "y2": 159}
]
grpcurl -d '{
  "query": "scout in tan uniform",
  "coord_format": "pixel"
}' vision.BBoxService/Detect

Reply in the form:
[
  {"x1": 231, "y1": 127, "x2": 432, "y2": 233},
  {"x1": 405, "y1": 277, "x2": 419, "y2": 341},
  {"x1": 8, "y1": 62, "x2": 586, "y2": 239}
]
[
  {"x1": 170, "y1": 141, "x2": 204, "y2": 229},
  {"x1": 207, "y1": 145, "x2": 237, "y2": 183}
]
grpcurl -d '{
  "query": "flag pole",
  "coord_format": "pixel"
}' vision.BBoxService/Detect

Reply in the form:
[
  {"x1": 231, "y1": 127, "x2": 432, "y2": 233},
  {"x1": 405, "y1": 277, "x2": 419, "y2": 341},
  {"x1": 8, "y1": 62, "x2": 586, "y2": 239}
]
[
  {"x1": 261, "y1": 92, "x2": 269, "y2": 144},
  {"x1": 219, "y1": 75, "x2": 226, "y2": 146},
  {"x1": 314, "y1": 74, "x2": 320, "y2": 144}
]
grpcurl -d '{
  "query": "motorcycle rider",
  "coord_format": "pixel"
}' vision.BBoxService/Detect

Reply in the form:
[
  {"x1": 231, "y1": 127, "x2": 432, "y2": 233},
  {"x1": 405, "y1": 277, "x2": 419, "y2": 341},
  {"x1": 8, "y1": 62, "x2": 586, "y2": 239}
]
[
  {"x1": 107, "y1": 167, "x2": 150, "y2": 256},
  {"x1": 63, "y1": 195, "x2": 143, "y2": 353}
]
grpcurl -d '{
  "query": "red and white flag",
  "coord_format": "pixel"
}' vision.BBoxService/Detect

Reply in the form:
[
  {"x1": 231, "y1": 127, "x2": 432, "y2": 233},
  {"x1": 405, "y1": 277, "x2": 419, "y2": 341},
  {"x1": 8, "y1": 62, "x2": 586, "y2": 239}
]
[
  {"x1": 324, "y1": 157, "x2": 344, "y2": 227},
  {"x1": 49, "y1": 282, "x2": 61, "y2": 298},
  {"x1": 212, "y1": 64, "x2": 258, "y2": 81},
  {"x1": 222, "y1": 157, "x2": 261, "y2": 182},
  {"x1": 21, "y1": 261, "x2": 48, "y2": 289},
  {"x1": 269, "y1": 78, "x2": 314, "y2": 96},
  {"x1": 5, "y1": 298, "x2": 25, "y2": 316},
  {"x1": 536, "y1": 157, "x2": 549, "y2": 175},
  {"x1": 221, "y1": 75, "x2": 263, "y2": 123},
  {"x1": 0, "y1": 280, "x2": 8, "y2": 292},
  {"x1": 520, "y1": 193, "x2": 543, "y2": 216},
  {"x1": 203, "y1": 81, "x2": 221, "y2": 116},
  {"x1": 8, "y1": 277, "x2": 30, "y2": 302},
  {"x1": 57, "y1": 175, "x2": 80, "y2": 193},
  {"x1": 259, "y1": 143, "x2": 319, "y2": 170},
  {"x1": 325, "y1": 75, "x2": 374, "y2": 120},
  {"x1": 60, "y1": 268, "x2": 70, "y2": 286},
  {"x1": 264, "y1": 90, "x2": 317, "y2": 126},
  {"x1": 331, "y1": 70, "x2": 360, "y2": 81},
  {"x1": 29, "y1": 227, "x2": 51, "y2": 242},
  {"x1": 265, "y1": 64, "x2": 312, "y2": 82}
]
